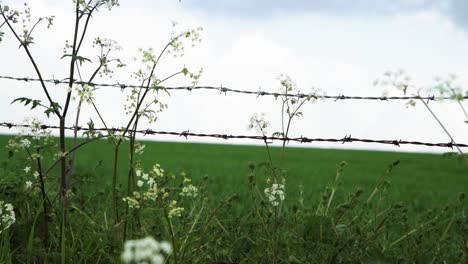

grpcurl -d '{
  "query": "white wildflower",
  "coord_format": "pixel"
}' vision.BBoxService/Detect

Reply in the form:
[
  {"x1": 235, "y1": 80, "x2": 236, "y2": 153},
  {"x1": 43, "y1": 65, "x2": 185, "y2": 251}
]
[
  {"x1": 159, "y1": 241, "x2": 172, "y2": 254},
  {"x1": 137, "y1": 180, "x2": 144, "y2": 188},
  {"x1": 264, "y1": 183, "x2": 285, "y2": 207},
  {"x1": 19, "y1": 118, "x2": 52, "y2": 141},
  {"x1": 135, "y1": 143, "x2": 146, "y2": 155},
  {"x1": 168, "y1": 200, "x2": 184, "y2": 218},
  {"x1": 33, "y1": 171, "x2": 39, "y2": 179},
  {"x1": 0, "y1": 201, "x2": 16, "y2": 234},
  {"x1": 24, "y1": 166, "x2": 31, "y2": 173},
  {"x1": 142, "y1": 173, "x2": 149, "y2": 180},
  {"x1": 135, "y1": 169, "x2": 142, "y2": 177},
  {"x1": 147, "y1": 178, "x2": 155, "y2": 188},
  {"x1": 20, "y1": 138, "x2": 31, "y2": 148},
  {"x1": 248, "y1": 113, "x2": 270, "y2": 135},
  {"x1": 153, "y1": 164, "x2": 164, "y2": 177},
  {"x1": 25, "y1": 181, "x2": 33, "y2": 189},
  {"x1": 180, "y1": 184, "x2": 198, "y2": 198},
  {"x1": 74, "y1": 84, "x2": 95, "y2": 104},
  {"x1": 122, "y1": 196, "x2": 140, "y2": 209},
  {"x1": 121, "y1": 236, "x2": 172, "y2": 264}
]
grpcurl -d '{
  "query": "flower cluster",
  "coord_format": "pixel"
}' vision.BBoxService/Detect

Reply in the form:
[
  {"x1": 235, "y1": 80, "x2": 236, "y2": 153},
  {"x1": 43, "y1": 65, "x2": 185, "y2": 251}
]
[
  {"x1": 168, "y1": 200, "x2": 184, "y2": 219},
  {"x1": 152, "y1": 164, "x2": 164, "y2": 177},
  {"x1": 0, "y1": 201, "x2": 15, "y2": 234},
  {"x1": 180, "y1": 177, "x2": 198, "y2": 198},
  {"x1": 20, "y1": 138, "x2": 31, "y2": 148},
  {"x1": 19, "y1": 117, "x2": 52, "y2": 141},
  {"x1": 6, "y1": 118, "x2": 52, "y2": 153},
  {"x1": 247, "y1": 113, "x2": 270, "y2": 135},
  {"x1": 264, "y1": 183, "x2": 285, "y2": 207},
  {"x1": 73, "y1": 83, "x2": 96, "y2": 104},
  {"x1": 135, "y1": 143, "x2": 146, "y2": 155},
  {"x1": 123, "y1": 85, "x2": 168, "y2": 124},
  {"x1": 121, "y1": 236, "x2": 172, "y2": 264},
  {"x1": 167, "y1": 21, "x2": 203, "y2": 58},
  {"x1": 373, "y1": 69, "x2": 413, "y2": 94},
  {"x1": 123, "y1": 164, "x2": 170, "y2": 209},
  {"x1": 123, "y1": 194, "x2": 141, "y2": 209}
]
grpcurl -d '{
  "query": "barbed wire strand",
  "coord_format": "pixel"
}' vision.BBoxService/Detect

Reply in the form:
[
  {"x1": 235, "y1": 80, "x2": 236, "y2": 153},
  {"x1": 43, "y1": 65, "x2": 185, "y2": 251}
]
[
  {"x1": 1, "y1": 122, "x2": 467, "y2": 149},
  {"x1": 1, "y1": 75, "x2": 466, "y2": 101}
]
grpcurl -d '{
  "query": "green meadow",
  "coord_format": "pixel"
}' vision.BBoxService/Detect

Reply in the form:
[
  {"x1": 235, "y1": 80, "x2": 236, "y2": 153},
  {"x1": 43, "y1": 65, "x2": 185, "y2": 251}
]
[
  {"x1": 1, "y1": 134, "x2": 467, "y2": 262},
  {"x1": 2, "y1": 135, "x2": 465, "y2": 213}
]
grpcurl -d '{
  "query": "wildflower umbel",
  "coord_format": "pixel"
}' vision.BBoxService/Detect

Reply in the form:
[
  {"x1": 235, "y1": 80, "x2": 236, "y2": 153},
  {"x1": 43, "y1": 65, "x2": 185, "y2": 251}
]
[
  {"x1": 121, "y1": 236, "x2": 172, "y2": 264},
  {"x1": 264, "y1": 183, "x2": 285, "y2": 207},
  {"x1": 168, "y1": 200, "x2": 184, "y2": 218},
  {"x1": 0, "y1": 201, "x2": 16, "y2": 234},
  {"x1": 25, "y1": 181, "x2": 33, "y2": 189},
  {"x1": 19, "y1": 117, "x2": 52, "y2": 141},
  {"x1": 180, "y1": 176, "x2": 198, "y2": 198}
]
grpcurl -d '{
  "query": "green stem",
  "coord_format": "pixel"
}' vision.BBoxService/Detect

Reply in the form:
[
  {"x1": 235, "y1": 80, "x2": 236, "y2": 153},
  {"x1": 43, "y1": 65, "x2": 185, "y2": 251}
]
[
  {"x1": 112, "y1": 144, "x2": 121, "y2": 244},
  {"x1": 35, "y1": 147, "x2": 49, "y2": 248},
  {"x1": 163, "y1": 208, "x2": 178, "y2": 264}
]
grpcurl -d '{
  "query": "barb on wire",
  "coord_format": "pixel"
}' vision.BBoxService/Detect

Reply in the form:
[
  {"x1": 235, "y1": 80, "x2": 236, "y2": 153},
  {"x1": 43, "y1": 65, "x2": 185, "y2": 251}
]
[
  {"x1": 1, "y1": 75, "x2": 466, "y2": 101},
  {"x1": 1, "y1": 122, "x2": 467, "y2": 149}
]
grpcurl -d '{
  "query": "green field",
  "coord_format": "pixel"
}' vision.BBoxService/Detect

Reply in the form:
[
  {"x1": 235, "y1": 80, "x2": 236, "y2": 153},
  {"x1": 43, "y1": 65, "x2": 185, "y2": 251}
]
[
  {"x1": 2, "y1": 134, "x2": 465, "y2": 212},
  {"x1": 1, "y1": 134, "x2": 467, "y2": 262}
]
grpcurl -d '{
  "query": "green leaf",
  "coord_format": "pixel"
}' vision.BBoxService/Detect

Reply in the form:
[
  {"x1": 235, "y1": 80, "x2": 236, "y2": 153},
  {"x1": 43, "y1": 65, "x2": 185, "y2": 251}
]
[
  {"x1": 61, "y1": 54, "x2": 92, "y2": 65},
  {"x1": 11, "y1": 97, "x2": 43, "y2": 110},
  {"x1": 272, "y1": 132, "x2": 284, "y2": 137},
  {"x1": 44, "y1": 102, "x2": 62, "y2": 118}
]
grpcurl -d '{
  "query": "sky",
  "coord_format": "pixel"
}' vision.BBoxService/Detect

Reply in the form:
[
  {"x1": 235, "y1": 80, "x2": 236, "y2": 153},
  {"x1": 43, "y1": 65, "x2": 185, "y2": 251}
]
[{"x1": 0, "y1": 0, "x2": 467, "y2": 153}]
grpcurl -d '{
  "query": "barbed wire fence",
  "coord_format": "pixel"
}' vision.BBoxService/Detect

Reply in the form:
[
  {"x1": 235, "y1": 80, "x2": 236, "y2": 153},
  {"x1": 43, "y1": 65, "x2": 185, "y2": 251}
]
[
  {"x1": 1, "y1": 122, "x2": 467, "y2": 149},
  {"x1": 1, "y1": 75, "x2": 467, "y2": 150},
  {"x1": 2, "y1": 75, "x2": 467, "y2": 101}
]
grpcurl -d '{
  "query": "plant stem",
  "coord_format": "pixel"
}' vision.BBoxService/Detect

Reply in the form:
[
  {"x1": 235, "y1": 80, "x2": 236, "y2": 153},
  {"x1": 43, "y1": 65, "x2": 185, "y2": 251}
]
[
  {"x1": 418, "y1": 97, "x2": 466, "y2": 160},
  {"x1": 112, "y1": 144, "x2": 121, "y2": 244},
  {"x1": 163, "y1": 208, "x2": 178, "y2": 264},
  {"x1": 123, "y1": 118, "x2": 139, "y2": 241},
  {"x1": 35, "y1": 147, "x2": 49, "y2": 248}
]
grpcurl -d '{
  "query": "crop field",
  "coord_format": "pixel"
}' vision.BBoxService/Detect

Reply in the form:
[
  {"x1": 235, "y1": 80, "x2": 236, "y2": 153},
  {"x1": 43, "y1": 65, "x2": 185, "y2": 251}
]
[
  {"x1": 1, "y1": 134, "x2": 467, "y2": 262},
  {"x1": 2, "y1": 135, "x2": 466, "y2": 213}
]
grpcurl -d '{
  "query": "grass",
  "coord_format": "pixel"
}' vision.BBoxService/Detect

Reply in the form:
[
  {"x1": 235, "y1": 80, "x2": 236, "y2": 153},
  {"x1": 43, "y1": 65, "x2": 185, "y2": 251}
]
[
  {"x1": 1, "y1": 134, "x2": 467, "y2": 263},
  {"x1": 1, "y1": 134, "x2": 465, "y2": 212}
]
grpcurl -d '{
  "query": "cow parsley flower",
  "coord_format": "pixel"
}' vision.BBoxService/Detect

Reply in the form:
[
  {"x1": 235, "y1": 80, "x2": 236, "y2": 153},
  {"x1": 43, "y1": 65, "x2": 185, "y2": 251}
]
[
  {"x1": 264, "y1": 183, "x2": 285, "y2": 207},
  {"x1": 137, "y1": 180, "x2": 144, "y2": 187},
  {"x1": 33, "y1": 171, "x2": 39, "y2": 179},
  {"x1": 25, "y1": 181, "x2": 33, "y2": 189},
  {"x1": 153, "y1": 164, "x2": 164, "y2": 177},
  {"x1": 168, "y1": 200, "x2": 184, "y2": 218},
  {"x1": 0, "y1": 201, "x2": 16, "y2": 234},
  {"x1": 247, "y1": 113, "x2": 270, "y2": 135},
  {"x1": 135, "y1": 143, "x2": 146, "y2": 155},
  {"x1": 24, "y1": 166, "x2": 31, "y2": 173},
  {"x1": 180, "y1": 184, "x2": 198, "y2": 198},
  {"x1": 20, "y1": 138, "x2": 31, "y2": 148},
  {"x1": 18, "y1": 118, "x2": 52, "y2": 141},
  {"x1": 121, "y1": 236, "x2": 172, "y2": 264},
  {"x1": 147, "y1": 177, "x2": 155, "y2": 188},
  {"x1": 123, "y1": 196, "x2": 140, "y2": 209}
]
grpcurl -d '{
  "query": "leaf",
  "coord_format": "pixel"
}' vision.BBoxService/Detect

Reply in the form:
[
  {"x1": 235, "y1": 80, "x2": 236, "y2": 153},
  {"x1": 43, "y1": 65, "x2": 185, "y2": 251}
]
[
  {"x1": 11, "y1": 97, "x2": 43, "y2": 110},
  {"x1": 61, "y1": 54, "x2": 92, "y2": 65},
  {"x1": 44, "y1": 102, "x2": 62, "y2": 117},
  {"x1": 272, "y1": 132, "x2": 284, "y2": 137}
]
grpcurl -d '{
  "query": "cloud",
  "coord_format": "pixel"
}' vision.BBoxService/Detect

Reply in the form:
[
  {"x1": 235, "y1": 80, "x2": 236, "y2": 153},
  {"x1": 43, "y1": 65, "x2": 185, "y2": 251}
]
[
  {"x1": 446, "y1": 0, "x2": 468, "y2": 30},
  {"x1": 183, "y1": 0, "x2": 468, "y2": 32},
  {"x1": 183, "y1": 0, "x2": 434, "y2": 15}
]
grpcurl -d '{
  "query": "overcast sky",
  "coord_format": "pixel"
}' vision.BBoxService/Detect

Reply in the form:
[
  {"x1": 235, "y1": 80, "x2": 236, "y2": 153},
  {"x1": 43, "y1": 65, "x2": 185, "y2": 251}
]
[{"x1": 0, "y1": 0, "x2": 467, "y2": 153}]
